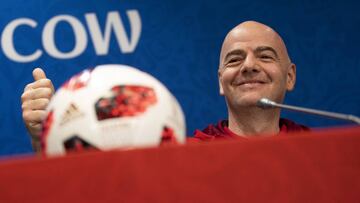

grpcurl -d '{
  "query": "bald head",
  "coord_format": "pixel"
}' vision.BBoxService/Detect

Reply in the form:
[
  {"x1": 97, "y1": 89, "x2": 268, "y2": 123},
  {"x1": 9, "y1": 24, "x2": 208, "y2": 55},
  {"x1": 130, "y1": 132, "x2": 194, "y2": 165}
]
[
  {"x1": 217, "y1": 20, "x2": 297, "y2": 107},
  {"x1": 220, "y1": 21, "x2": 291, "y2": 68}
]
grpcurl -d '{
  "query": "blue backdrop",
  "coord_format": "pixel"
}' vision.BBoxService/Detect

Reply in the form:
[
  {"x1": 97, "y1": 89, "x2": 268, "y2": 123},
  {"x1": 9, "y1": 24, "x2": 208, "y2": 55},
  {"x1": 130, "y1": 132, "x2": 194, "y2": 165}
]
[{"x1": 1, "y1": 0, "x2": 359, "y2": 156}]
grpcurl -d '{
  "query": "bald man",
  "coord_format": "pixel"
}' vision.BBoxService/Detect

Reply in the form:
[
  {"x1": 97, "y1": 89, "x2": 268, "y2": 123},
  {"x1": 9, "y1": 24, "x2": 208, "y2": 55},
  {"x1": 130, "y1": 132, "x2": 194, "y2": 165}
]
[{"x1": 193, "y1": 21, "x2": 309, "y2": 140}]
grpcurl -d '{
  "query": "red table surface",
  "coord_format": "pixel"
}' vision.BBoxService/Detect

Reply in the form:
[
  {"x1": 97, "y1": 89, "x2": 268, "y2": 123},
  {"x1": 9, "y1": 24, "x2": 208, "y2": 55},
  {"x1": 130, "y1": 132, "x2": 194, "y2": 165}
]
[{"x1": 0, "y1": 126, "x2": 359, "y2": 203}]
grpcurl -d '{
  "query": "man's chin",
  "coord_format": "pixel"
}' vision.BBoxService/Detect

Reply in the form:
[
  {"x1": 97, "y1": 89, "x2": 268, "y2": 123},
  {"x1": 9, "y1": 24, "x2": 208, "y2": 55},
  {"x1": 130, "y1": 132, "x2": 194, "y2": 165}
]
[{"x1": 234, "y1": 97, "x2": 261, "y2": 107}]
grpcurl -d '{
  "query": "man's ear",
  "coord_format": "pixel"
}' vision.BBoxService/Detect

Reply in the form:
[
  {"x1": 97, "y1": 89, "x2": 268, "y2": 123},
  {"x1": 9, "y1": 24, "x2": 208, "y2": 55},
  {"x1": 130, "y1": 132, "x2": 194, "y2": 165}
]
[
  {"x1": 218, "y1": 69, "x2": 224, "y2": 95},
  {"x1": 286, "y1": 63, "x2": 296, "y2": 91}
]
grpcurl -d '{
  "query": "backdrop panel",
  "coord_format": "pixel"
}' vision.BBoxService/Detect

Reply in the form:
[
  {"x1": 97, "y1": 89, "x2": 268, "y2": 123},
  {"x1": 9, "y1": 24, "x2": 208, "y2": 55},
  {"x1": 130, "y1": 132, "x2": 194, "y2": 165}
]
[{"x1": 0, "y1": 0, "x2": 359, "y2": 156}]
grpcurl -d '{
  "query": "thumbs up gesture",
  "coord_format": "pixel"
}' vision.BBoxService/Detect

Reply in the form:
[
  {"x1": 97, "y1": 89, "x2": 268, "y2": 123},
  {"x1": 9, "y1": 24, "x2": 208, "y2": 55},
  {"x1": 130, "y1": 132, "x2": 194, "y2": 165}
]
[{"x1": 21, "y1": 68, "x2": 55, "y2": 152}]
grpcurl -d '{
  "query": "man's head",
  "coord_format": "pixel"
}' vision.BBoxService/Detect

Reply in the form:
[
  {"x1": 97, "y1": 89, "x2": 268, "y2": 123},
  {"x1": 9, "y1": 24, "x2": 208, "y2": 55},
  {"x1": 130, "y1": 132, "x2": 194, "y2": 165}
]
[{"x1": 218, "y1": 21, "x2": 296, "y2": 110}]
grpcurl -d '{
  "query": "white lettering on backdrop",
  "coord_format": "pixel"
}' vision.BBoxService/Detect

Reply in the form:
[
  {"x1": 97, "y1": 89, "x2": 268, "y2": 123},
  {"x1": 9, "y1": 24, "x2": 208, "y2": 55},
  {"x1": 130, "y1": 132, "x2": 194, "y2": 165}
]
[{"x1": 1, "y1": 10, "x2": 141, "y2": 63}]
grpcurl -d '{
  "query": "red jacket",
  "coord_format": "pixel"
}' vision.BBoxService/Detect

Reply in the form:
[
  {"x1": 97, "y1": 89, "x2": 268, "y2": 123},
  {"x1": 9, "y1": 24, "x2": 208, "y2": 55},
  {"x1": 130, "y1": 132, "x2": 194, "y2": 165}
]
[{"x1": 191, "y1": 118, "x2": 310, "y2": 141}]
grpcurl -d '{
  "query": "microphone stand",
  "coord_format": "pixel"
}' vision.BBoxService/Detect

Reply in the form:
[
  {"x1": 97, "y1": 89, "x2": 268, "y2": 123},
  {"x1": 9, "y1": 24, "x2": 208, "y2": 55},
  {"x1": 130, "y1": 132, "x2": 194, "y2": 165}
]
[{"x1": 257, "y1": 98, "x2": 360, "y2": 124}]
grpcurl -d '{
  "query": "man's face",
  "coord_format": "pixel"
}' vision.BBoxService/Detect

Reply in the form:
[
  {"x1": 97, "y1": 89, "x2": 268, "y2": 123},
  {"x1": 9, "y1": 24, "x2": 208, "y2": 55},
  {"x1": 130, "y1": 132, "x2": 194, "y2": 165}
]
[{"x1": 218, "y1": 23, "x2": 296, "y2": 108}]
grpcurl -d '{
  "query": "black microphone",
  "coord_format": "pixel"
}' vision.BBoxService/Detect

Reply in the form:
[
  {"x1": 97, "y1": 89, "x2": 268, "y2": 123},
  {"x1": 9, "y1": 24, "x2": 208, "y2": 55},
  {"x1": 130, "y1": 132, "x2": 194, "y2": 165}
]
[{"x1": 257, "y1": 98, "x2": 360, "y2": 124}]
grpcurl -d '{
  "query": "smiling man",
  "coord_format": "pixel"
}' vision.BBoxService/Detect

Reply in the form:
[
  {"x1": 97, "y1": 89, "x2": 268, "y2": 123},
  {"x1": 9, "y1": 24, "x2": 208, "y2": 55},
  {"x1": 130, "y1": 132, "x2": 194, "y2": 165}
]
[{"x1": 193, "y1": 21, "x2": 309, "y2": 140}]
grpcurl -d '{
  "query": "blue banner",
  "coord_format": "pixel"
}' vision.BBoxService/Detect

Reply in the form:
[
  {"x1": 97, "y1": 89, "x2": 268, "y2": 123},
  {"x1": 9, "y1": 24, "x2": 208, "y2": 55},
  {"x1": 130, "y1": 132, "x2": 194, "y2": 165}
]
[{"x1": 1, "y1": 0, "x2": 360, "y2": 156}]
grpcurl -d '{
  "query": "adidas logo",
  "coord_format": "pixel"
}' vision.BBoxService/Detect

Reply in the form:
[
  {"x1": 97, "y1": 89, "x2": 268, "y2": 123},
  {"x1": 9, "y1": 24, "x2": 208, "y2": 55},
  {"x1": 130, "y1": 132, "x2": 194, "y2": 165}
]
[{"x1": 59, "y1": 103, "x2": 84, "y2": 126}]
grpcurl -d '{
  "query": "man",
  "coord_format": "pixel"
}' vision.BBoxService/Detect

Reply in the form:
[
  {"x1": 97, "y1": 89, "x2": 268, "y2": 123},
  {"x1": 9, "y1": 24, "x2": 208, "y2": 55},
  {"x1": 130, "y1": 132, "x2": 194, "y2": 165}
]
[
  {"x1": 21, "y1": 21, "x2": 308, "y2": 150},
  {"x1": 193, "y1": 21, "x2": 309, "y2": 141}
]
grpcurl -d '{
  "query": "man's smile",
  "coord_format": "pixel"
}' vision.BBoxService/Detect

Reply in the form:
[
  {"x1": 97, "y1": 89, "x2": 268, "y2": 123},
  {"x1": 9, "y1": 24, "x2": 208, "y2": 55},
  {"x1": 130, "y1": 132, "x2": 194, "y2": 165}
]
[{"x1": 233, "y1": 79, "x2": 268, "y2": 87}]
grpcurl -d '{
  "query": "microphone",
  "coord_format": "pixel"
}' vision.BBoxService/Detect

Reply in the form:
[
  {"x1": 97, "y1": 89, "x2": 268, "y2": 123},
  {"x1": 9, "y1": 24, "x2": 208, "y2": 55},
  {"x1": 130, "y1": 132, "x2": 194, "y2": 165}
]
[{"x1": 257, "y1": 98, "x2": 360, "y2": 124}]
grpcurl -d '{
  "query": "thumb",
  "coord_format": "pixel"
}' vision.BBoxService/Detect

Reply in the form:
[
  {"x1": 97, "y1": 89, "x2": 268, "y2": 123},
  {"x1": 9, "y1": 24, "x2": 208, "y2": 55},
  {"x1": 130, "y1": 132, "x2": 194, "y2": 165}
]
[{"x1": 32, "y1": 68, "x2": 47, "y2": 81}]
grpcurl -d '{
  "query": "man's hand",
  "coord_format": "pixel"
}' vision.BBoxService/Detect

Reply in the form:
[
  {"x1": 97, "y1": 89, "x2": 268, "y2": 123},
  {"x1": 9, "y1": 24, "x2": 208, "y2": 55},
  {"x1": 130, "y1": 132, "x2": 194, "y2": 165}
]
[{"x1": 21, "y1": 68, "x2": 54, "y2": 152}]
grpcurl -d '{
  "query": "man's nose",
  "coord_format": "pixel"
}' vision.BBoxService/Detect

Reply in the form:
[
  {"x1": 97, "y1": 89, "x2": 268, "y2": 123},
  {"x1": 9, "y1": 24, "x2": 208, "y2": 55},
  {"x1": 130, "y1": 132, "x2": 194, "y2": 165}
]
[{"x1": 241, "y1": 54, "x2": 260, "y2": 73}]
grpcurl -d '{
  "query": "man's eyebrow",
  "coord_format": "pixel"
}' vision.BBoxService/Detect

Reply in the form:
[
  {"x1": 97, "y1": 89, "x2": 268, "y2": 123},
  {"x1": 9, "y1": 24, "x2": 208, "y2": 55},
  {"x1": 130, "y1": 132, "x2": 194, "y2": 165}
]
[
  {"x1": 255, "y1": 46, "x2": 279, "y2": 60},
  {"x1": 223, "y1": 49, "x2": 245, "y2": 62}
]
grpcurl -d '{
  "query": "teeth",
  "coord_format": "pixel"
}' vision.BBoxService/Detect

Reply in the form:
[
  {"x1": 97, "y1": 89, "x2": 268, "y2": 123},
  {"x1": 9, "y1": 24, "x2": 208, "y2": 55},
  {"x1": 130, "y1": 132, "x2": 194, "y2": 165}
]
[{"x1": 233, "y1": 80, "x2": 265, "y2": 86}]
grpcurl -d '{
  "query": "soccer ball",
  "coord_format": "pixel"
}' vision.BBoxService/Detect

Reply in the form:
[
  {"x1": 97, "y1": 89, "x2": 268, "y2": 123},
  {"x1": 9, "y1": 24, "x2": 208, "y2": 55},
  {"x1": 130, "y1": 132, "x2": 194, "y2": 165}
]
[{"x1": 41, "y1": 64, "x2": 186, "y2": 156}]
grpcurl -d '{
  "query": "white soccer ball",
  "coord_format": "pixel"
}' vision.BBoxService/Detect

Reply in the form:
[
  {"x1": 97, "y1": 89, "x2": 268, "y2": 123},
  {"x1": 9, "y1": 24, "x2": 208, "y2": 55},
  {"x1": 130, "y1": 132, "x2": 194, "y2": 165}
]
[{"x1": 41, "y1": 64, "x2": 186, "y2": 156}]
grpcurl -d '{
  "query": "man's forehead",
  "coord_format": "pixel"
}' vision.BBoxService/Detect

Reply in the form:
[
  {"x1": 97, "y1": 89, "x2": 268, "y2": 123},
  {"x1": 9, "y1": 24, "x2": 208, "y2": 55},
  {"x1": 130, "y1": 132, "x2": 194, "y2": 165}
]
[
  {"x1": 223, "y1": 39, "x2": 280, "y2": 53},
  {"x1": 220, "y1": 21, "x2": 288, "y2": 60}
]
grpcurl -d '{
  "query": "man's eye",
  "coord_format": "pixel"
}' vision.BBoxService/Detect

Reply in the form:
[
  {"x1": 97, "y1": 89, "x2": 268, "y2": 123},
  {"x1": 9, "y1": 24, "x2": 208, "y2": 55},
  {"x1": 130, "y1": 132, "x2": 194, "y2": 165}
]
[
  {"x1": 228, "y1": 58, "x2": 241, "y2": 63},
  {"x1": 260, "y1": 55, "x2": 273, "y2": 60}
]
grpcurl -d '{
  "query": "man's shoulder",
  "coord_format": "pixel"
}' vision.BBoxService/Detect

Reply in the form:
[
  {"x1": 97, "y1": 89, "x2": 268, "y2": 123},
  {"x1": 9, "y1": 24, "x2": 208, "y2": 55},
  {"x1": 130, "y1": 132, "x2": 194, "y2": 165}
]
[
  {"x1": 190, "y1": 120, "x2": 236, "y2": 142},
  {"x1": 279, "y1": 118, "x2": 310, "y2": 132}
]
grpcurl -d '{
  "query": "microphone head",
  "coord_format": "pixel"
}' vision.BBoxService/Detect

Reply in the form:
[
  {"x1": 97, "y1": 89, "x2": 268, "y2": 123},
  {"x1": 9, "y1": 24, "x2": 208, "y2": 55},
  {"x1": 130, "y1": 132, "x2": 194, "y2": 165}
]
[{"x1": 257, "y1": 98, "x2": 276, "y2": 109}]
